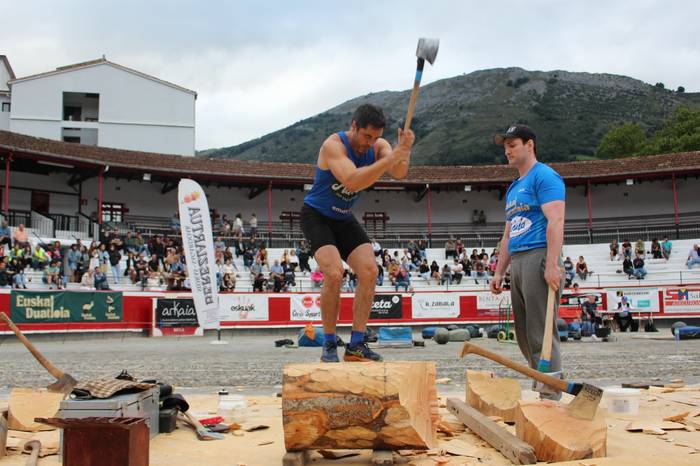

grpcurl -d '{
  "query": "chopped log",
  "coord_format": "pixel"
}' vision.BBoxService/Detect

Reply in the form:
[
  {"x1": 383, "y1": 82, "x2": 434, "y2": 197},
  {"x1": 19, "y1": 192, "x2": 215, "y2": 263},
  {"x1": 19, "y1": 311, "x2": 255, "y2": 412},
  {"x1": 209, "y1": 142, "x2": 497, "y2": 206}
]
[
  {"x1": 515, "y1": 400, "x2": 607, "y2": 462},
  {"x1": 466, "y1": 370, "x2": 521, "y2": 423},
  {"x1": 0, "y1": 408, "x2": 7, "y2": 458},
  {"x1": 446, "y1": 398, "x2": 536, "y2": 465},
  {"x1": 283, "y1": 362, "x2": 438, "y2": 451}
]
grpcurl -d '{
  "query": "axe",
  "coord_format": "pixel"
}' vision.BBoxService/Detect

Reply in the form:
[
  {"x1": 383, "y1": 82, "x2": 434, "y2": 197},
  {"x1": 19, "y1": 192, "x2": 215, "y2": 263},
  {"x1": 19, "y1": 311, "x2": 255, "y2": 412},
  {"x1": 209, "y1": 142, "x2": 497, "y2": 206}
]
[
  {"x1": 403, "y1": 38, "x2": 439, "y2": 131},
  {"x1": 0, "y1": 313, "x2": 78, "y2": 395},
  {"x1": 460, "y1": 342, "x2": 603, "y2": 421}
]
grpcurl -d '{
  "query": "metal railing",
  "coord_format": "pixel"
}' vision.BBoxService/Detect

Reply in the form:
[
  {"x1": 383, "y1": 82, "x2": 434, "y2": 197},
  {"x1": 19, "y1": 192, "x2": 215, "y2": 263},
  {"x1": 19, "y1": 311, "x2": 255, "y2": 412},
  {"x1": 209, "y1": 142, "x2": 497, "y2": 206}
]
[{"x1": 30, "y1": 210, "x2": 55, "y2": 238}]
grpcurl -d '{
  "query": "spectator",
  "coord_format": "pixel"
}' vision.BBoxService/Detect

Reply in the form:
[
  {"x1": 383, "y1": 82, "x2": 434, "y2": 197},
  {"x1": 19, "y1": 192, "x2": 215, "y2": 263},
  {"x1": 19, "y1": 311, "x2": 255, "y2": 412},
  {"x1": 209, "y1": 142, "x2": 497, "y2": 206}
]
[
  {"x1": 298, "y1": 240, "x2": 311, "y2": 274},
  {"x1": 563, "y1": 256, "x2": 575, "y2": 286},
  {"x1": 32, "y1": 246, "x2": 49, "y2": 270},
  {"x1": 44, "y1": 260, "x2": 63, "y2": 289},
  {"x1": 394, "y1": 265, "x2": 410, "y2": 292},
  {"x1": 221, "y1": 269, "x2": 236, "y2": 292},
  {"x1": 575, "y1": 256, "x2": 589, "y2": 280},
  {"x1": 621, "y1": 239, "x2": 632, "y2": 260},
  {"x1": 401, "y1": 257, "x2": 416, "y2": 272},
  {"x1": 469, "y1": 248, "x2": 479, "y2": 264},
  {"x1": 0, "y1": 262, "x2": 11, "y2": 288},
  {"x1": 445, "y1": 239, "x2": 456, "y2": 259},
  {"x1": 440, "y1": 263, "x2": 452, "y2": 285},
  {"x1": 452, "y1": 259, "x2": 464, "y2": 284},
  {"x1": 98, "y1": 243, "x2": 110, "y2": 274},
  {"x1": 622, "y1": 256, "x2": 634, "y2": 278},
  {"x1": 170, "y1": 212, "x2": 180, "y2": 233},
  {"x1": 283, "y1": 261, "x2": 296, "y2": 290},
  {"x1": 581, "y1": 295, "x2": 601, "y2": 339},
  {"x1": 609, "y1": 239, "x2": 619, "y2": 261},
  {"x1": 376, "y1": 262, "x2": 384, "y2": 286},
  {"x1": 135, "y1": 232, "x2": 149, "y2": 256},
  {"x1": 219, "y1": 214, "x2": 231, "y2": 234},
  {"x1": 76, "y1": 245, "x2": 90, "y2": 283},
  {"x1": 387, "y1": 260, "x2": 400, "y2": 286},
  {"x1": 650, "y1": 238, "x2": 662, "y2": 259},
  {"x1": 0, "y1": 220, "x2": 11, "y2": 247},
  {"x1": 687, "y1": 244, "x2": 700, "y2": 269},
  {"x1": 147, "y1": 253, "x2": 162, "y2": 286},
  {"x1": 66, "y1": 244, "x2": 81, "y2": 282},
  {"x1": 232, "y1": 213, "x2": 244, "y2": 241},
  {"x1": 94, "y1": 267, "x2": 110, "y2": 290},
  {"x1": 478, "y1": 210, "x2": 487, "y2": 225},
  {"x1": 471, "y1": 209, "x2": 479, "y2": 225},
  {"x1": 417, "y1": 239, "x2": 427, "y2": 260},
  {"x1": 132, "y1": 254, "x2": 149, "y2": 288},
  {"x1": 9, "y1": 258, "x2": 27, "y2": 289},
  {"x1": 214, "y1": 236, "x2": 226, "y2": 252},
  {"x1": 615, "y1": 294, "x2": 633, "y2": 332},
  {"x1": 257, "y1": 245, "x2": 269, "y2": 270},
  {"x1": 632, "y1": 252, "x2": 647, "y2": 279},
  {"x1": 430, "y1": 260, "x2": 441, "y2": 284},
  {"x1": 661, "y1": 236, "x2": 672, "y2": 261},
  {"x1": 253, "y1": 272, "x2": 268, "y2": 292},
  {"x1": 471, "y1": 261, "x2": 488, "y2": 284},
  {"x1": 249, "y1": 257, "x2": 264, "y2": 281},
  {"x1": 488, "y1": 251, "x2": 499, "y2": 275},
  {"x1": 311, "y1": 267, "x2": 324, "y2": 288},
  {"x1": 88, "y1": 249, "x2": 100, "y2": 273},
  {"x1": 270, "y1": 260, "x2": 285, "y2": 292},
  {"x1": 165, "y1": 257, "x2": 186, "y2": 290},
  {"x1": 80, "y1": 268, "x2": 94, "y2": 288},
  {"x1": 124, "y1": 232, "x2": 138, "y2": 254},
  {"x1": 242, "y1": 245, "x2": 254, "y2": 270},
  {"x1": 12, "y1": 224, "x2": 30, "y2": 248},
  {"x1": 455, "y1": 238, "x2": 464, "y2": 257},
  {"x1": 20, "y1": 244, "x2": 32, "y2": 270},
  {"x1": 342, "y1": 269, "x2": 354, "y2": 293},
  {"x1": 419, "y1": 259, "x2": 431, "y2": 282},
  {"x1": 248, "y1": 213, "x2": 258, "y2": 237},
  {"x1": 108, "y1": 244, "x2": 122, "y2": 285},
  {"x1": 50, "y1": 241, "x2": 63, "y2": 264},
  {"x1": 288, "y1": 249, "x2": 299, "y2": 271},
  {"x1": 371, "y1": 238, "x2": 382, "y2": 257},
  {"x1": 634, "y1": 238, "x2": 646, "y2": 258}
]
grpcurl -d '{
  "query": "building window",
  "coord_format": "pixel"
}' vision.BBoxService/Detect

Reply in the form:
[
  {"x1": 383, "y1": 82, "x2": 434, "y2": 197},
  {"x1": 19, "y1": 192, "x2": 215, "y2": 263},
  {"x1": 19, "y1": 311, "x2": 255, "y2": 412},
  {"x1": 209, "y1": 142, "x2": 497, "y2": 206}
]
[
  {"x1": 63, "y1": 91, "x2": 100, "y2": 122},
  {"x1": 1, "y1": 102, "x2": 9, "y2": 112},
  {"x1": 63, "y1": 136, "x2": 81, "y2": 143},
  {"x1": 101, "y1": 202, "x2": 126, "y2": 223}
]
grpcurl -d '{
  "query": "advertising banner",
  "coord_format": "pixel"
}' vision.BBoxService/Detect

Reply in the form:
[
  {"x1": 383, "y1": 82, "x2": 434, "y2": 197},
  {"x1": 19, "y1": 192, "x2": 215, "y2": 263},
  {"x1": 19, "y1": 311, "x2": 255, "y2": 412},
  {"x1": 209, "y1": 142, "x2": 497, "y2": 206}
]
[
  {"x1": 11, "y1": 291, "x2": 123, "y2": 323},
  {"x1": 369, "y1": 294, "x2": 403, "y2": 320},
  {"x1": 662, "y1": 288, "x2": 700, "y2": 313},
  {"x1": 412, "y1": 293, "x2": 460, "y2": 318},
  {"x1": 606, "y1": 288, "x2": 660, "y2": 312},
  {"x1": 218, "y1": 294, "x2": 269, "y2": 321},
  {"x1": 290, "y1": 294, "x2": 322, "y2": 321}
]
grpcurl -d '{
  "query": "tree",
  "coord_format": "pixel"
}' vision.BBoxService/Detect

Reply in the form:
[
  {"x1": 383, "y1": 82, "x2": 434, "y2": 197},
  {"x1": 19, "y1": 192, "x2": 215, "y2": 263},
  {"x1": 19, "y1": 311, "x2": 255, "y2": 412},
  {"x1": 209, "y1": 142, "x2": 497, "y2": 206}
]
[
  {"x1": 677, "y1": 86, "x2": 685, "y2": 93},
  {"x1": 596, "y1": 122, "x2": 647, "y2": 159},
  {"x1": 640, "y1": 107, "x2": 700, "y2": 155},
  {"x1": 655, "y1": 82, "x2": 665, "y2": 89}
]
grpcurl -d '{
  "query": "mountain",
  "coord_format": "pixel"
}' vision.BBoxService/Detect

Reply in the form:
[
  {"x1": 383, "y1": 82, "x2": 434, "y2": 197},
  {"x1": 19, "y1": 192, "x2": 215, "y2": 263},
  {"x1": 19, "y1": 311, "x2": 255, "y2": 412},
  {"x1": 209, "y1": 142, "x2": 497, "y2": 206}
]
[{"x1": 200, "y1": 68, "x2": 700, "y2": 165}]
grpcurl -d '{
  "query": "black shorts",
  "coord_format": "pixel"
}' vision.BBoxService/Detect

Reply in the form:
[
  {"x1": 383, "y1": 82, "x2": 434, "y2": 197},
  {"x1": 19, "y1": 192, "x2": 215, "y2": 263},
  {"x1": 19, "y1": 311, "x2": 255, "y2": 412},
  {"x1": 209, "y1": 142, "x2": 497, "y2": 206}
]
[{"x1": 300, "y1": 204, "x2": 370, "y2": 261}]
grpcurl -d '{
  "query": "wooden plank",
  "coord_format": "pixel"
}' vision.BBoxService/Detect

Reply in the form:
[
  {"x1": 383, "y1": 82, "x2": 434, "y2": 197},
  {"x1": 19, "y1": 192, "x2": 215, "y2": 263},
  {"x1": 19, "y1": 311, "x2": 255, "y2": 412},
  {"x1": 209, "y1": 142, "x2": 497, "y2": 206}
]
[
  {"x1": 0, "y1": 408, "x2": 7, "y2": 458},
  {"x1": 282, "y1": 450, "x2": 310, "y2": 466},
  {"x1": 371, "y1": 450, "x2": 394, "y2": 465},
  {"x1": 446, "y1": 397, "x2": 536, "y2": 465}
]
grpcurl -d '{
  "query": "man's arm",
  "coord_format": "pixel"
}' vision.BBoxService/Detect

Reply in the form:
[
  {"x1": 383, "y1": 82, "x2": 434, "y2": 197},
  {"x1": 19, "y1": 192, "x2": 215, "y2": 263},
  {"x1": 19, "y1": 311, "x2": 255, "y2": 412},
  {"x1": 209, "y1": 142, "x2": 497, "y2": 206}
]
[
  {"x1": 490, "y1": 222, "x2": 511, "y2": 294},
  {"x1": 542, "y1": 200, "x2": 565, "y2": 291},
  {"x1": 376, "y1": 129, "x2": 414, "y2": 179}
]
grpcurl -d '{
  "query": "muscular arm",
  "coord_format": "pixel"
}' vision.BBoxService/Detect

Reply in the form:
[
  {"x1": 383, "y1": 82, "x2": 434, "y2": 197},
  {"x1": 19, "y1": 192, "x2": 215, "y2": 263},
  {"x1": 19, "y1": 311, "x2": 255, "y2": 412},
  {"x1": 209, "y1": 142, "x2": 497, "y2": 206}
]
[
  {"x1": 376, "y1": 130, "x2": 412, "y2": 179},
  {"x1": 495, "y1": 222, "x2": 511, "y2": 276},
  {"x1": 542, "y1": 200, "x2": 565, "y2": 288},
  {"x1": 321, "y1": 137, "x2": 395, "y2": 192}
]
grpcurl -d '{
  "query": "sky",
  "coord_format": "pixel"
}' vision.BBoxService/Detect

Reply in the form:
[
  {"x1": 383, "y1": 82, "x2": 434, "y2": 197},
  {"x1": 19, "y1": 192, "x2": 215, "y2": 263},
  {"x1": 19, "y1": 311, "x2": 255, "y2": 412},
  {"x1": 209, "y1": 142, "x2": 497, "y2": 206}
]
[{"x1": 2, "y1": 0, "x2": 699, "y2": 151}]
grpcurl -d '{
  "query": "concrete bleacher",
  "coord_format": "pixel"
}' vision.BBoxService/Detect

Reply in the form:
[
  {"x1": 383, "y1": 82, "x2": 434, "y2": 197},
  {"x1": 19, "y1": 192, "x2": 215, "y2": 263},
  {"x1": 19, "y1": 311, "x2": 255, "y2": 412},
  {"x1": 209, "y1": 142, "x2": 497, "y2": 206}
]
[{"x1": 13, "y1": 237, "x2": 700, "y2": 293}]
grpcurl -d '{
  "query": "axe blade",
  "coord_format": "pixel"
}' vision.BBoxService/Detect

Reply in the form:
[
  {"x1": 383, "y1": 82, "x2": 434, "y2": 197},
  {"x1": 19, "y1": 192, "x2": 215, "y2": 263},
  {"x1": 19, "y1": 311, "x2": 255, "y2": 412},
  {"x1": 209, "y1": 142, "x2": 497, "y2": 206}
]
[
  {"x1": 47, "y1": 373, "x2": 78, "y2": 395},
  {"x1": 566, "y1": 383, "x2": 603, "y2": 421},
  {"x1": 416, "y1": 38, "x2": 439, "y2": 65}
]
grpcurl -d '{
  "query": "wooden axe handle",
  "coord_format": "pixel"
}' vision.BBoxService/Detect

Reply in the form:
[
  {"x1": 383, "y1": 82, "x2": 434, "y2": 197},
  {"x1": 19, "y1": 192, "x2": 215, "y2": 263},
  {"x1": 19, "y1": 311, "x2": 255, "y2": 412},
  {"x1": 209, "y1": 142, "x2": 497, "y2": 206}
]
[
  {"x1": 461, "y1": 341, "x2": 569, "y2": 393},
  {"x1": 538, "y1": 287, "x2": 556, "y2": 370},
  {"x1": 403, "y1": 58, "x2": 425, "y2": 131},
  {"x1": 0, "y1": 312, "x2": 65, "y2": 379}
]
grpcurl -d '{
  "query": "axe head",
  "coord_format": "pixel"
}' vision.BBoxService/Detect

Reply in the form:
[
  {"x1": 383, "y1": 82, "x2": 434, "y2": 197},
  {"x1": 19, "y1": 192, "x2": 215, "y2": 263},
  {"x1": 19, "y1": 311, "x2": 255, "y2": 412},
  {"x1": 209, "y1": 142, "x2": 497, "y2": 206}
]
[
  {"x1": 416, "y1": 38, "x2": 440, "y2": 65},
  {"x1": 566, "y1": 383, "x2": 603, "y2": 421},
  {"x1": 47, "y1": 373, "x2": 78, "y2": 395}
]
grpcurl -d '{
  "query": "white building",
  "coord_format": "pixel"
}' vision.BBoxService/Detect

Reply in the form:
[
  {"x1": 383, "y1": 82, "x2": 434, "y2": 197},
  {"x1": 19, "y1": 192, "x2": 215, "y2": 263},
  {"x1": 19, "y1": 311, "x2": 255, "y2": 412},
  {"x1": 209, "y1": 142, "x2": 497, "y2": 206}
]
[
  {"x1": 0, "y1": 55, "x2": 14, "y2": 131},
  {"x1": 7, "y1": 57, "x2": 196, "y2": 156}
]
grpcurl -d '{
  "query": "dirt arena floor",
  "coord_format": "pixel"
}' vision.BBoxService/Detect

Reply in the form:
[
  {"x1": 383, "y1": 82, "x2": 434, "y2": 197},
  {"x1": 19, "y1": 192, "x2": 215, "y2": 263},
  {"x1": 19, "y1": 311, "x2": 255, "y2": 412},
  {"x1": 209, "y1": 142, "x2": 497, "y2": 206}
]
[{"x1": 1, "y1": 329, "x2": 698, "y2": 395}]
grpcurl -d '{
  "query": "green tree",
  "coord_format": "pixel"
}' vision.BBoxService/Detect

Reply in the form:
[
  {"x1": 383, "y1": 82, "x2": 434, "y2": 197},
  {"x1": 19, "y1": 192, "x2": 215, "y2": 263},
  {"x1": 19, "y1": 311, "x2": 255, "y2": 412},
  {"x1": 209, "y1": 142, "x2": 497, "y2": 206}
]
[
  {"x1": 677, "y1": 86, "x2": 685, "y2": 93},
  {"x1": 596, "y1": 122, "x2": 647, "y2": 159},
  {"x1": 640, "y1": 106, "x2": 700, "y2": 154}
]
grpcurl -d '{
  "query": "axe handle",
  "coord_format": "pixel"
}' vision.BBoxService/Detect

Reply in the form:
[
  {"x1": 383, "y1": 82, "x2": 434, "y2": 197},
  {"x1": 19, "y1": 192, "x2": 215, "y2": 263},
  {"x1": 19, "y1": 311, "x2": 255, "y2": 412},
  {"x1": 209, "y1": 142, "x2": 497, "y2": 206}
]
[
  {"x1": 537, "y1": 287, "x2": 556, "y2": 372},
  {"x1": 461, "y1": 341, "x2": 570, "y2": 393},
  {"x1": 0, "y1": 312, "x2": 65, "y2": 379},
  {"x1": 403, "y1": 58, "x2": 425, "y2": 131}
]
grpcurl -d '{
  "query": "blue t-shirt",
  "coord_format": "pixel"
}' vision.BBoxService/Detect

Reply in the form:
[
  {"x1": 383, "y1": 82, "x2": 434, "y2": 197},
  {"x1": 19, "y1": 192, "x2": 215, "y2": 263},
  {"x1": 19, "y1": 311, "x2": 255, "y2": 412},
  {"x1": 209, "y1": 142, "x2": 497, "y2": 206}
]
[
  {"x1": 304, "y1": 132, "x2": 375, "y2": 220},
  {"x1": 505, "y1": 162, "x2": 565, "y2": 254}
]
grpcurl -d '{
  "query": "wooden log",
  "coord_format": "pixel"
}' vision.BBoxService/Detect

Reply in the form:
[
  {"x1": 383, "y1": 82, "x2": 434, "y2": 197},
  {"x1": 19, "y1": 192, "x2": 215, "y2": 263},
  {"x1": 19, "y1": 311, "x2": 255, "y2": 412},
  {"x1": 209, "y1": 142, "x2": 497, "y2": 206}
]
[
  {"x1": 515, "y1": 400, "x2": 607, "y2": 462},
  {"x1": 0, "y1": 408, "x2": 7, "y2": 458},
  {"x1": 466, "y1": 370, "x2": 521, "y2": 423},
  {"x1": 283, "y1": 362, "x2": 438, "y2": 451},
  {"x1": 446, "y1": 398, "x2": 537, "y2": 465}
]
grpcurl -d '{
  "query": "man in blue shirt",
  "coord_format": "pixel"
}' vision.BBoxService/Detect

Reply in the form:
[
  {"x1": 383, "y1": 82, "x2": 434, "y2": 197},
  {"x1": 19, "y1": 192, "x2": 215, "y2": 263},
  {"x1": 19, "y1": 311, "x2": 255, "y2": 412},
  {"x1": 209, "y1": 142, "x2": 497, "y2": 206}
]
[
  {"x1": 300, "y1": 104, "x2": 415, "y2": 362},
  {"x1": 490, "y1": 124, "x2": 566, "y2": 400}
]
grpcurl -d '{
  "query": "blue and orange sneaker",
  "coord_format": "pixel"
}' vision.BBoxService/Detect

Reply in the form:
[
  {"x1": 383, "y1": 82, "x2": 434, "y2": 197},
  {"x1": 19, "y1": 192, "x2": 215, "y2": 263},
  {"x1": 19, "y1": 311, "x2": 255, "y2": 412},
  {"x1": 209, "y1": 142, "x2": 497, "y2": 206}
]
[
  {"x1": 343, "y1": 342, "x2": 383, "y2": 362},
  {"x1": 320, "y1": 341, "x2": 339, "y2": 362}
]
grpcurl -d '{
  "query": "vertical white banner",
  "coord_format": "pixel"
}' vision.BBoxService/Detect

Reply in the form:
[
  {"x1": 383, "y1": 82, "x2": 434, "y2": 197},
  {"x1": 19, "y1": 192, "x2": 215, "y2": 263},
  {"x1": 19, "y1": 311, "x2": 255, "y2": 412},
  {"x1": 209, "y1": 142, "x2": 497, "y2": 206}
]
[{"x1": 178, "y1": 179, "x2": 219, "y2": 329}]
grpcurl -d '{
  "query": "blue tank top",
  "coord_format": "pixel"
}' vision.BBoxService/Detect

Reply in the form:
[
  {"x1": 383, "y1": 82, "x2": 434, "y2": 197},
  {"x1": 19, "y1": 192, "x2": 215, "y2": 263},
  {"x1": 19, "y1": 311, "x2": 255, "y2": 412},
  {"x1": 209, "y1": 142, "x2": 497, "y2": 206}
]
[{"x1": 304, "y1": 132, "x2": 376, "y2": 219}]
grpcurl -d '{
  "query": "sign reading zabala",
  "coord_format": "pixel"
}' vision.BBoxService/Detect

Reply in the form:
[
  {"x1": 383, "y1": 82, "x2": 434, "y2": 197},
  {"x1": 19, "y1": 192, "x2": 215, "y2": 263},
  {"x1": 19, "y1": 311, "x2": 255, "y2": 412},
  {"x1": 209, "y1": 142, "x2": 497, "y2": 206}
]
[
  {"x1": 11, "y1": 291, "x2": 123, "y2": 323},
  {"x1": 369, "y1": 294, "x2": 403, "y2": 319},
  {"x1": 154, "y1": 299, "x2": 199, "y2": 327},
  {"x1": 412, "y1": 293, "x2": 460, "y2": 318}
]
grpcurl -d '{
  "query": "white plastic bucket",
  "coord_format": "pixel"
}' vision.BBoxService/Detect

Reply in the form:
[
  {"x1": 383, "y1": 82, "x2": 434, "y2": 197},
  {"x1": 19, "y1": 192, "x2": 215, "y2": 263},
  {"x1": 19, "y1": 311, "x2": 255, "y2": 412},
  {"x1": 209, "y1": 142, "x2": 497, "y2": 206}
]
[
  {"x1": 217, "y1": 394, "x2": 248, "y2": 422},
  {"x1": 605, "y1": 388, "x2": 640, "y2": 415}
]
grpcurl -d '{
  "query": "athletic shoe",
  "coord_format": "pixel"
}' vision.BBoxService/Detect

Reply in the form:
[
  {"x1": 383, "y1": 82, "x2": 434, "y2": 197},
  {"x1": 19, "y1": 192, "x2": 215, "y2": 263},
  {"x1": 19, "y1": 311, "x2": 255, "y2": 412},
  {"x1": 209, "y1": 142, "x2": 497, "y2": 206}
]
[
  {"x1": 320, "y1": 341, "x2": 339, "y2": 363},
  {"x1": 344, "y1": 342, "x2": 383, "y2": 362}
]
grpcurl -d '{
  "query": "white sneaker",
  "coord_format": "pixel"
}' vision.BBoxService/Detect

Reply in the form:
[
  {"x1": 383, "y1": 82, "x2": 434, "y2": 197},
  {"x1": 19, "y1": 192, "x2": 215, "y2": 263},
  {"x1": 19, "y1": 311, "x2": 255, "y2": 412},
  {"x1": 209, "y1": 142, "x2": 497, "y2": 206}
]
[{"x1": 591, "y1": 334, "x2": 599, "y2": 341}]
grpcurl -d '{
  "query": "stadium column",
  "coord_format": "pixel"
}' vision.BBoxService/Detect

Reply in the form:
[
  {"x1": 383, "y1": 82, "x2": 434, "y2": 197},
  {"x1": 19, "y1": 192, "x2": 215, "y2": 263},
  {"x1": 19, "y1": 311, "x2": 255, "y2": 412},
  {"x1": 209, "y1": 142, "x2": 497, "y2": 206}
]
[
  {"x1": 427, "y1": 184, "x2": 432, "y2": 247},
  {"x1": 672, "y1": 173, "x2": 679, "y2": 238},
  {"x1": 3, "y1": 152, "x2": 10, "y2": 215},
  {"x1": 267, "y1": 180, "x2": 272, "y2": 246}
]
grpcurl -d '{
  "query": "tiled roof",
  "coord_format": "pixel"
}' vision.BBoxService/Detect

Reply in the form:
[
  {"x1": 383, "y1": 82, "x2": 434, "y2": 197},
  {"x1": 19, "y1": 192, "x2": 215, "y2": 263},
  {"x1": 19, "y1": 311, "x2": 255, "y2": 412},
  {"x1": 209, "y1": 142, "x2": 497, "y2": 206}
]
[
  {"x1": 8, "y1": 57, "x2": 196, "y2": 96},
  {"x1": 0, "y1": 130, "x2": 698, "y2": 186}
]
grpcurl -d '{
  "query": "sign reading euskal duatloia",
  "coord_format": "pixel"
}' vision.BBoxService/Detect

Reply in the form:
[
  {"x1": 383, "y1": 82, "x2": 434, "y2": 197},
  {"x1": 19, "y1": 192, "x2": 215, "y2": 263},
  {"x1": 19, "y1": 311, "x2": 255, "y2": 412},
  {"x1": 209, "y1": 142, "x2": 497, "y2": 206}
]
[{"x1": 10, "y1": 291, "x2": 123, "y2": 323}]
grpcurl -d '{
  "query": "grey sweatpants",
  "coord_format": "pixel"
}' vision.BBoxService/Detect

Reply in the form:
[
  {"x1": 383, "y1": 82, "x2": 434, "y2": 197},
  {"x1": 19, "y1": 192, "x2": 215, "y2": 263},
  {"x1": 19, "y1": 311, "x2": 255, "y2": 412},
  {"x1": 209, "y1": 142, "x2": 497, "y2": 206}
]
[{"x1": 510, "y1": 248, "x2": 563, "y2": 372}]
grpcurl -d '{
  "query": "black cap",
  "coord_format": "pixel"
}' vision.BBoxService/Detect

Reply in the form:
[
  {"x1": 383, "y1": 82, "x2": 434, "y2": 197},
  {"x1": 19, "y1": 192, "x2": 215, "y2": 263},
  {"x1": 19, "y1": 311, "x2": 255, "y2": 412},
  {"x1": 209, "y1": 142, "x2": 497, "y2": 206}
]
[{"x1": 494, "y1": 124, "x2": 536, "y2": 146}]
